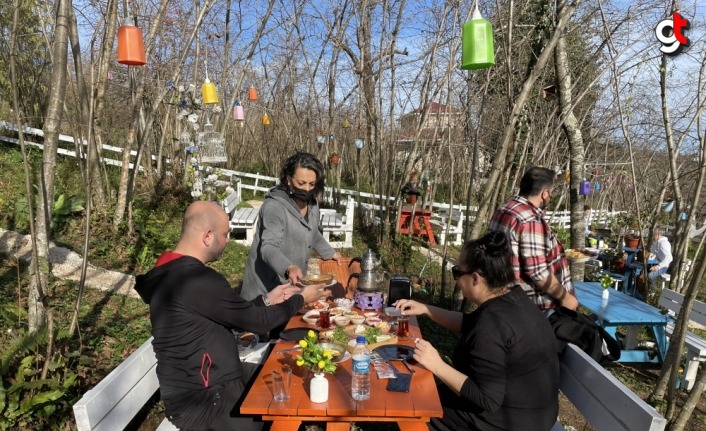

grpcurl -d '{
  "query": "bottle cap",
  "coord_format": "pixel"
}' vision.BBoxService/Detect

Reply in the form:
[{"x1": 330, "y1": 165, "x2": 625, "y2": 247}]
[{"x1": 356, "y1": 336, "x2": 366, "y2": 344}]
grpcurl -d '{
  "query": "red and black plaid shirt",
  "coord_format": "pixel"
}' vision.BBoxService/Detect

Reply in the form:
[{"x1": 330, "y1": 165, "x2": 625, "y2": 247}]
[{"x1": 489, "y1": 196, "x2": 574, "y2": 310}]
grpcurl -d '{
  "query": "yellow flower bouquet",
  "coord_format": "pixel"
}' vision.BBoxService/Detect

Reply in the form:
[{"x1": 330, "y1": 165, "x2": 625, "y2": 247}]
[
  {"x1": 295, "y1": 330, "x2": 338, "y2": 374},
  {"x1": 600, "y1": 273, "x2": 615, "y2": 289}
]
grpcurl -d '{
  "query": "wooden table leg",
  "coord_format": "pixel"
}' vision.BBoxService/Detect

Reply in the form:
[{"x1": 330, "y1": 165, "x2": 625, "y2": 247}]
[
  {"x1": 270, "y1": 420, "x2": 302, "y2": 431},
  {"x1": 326, "y1": 422, "x2": 351, "y2": 431},
  {"x1": 398, "y1": 423, "x2": 430, "y2": 431},
  {"x1": 421, "y1": 216, "x2": 437, "y2": 246}
]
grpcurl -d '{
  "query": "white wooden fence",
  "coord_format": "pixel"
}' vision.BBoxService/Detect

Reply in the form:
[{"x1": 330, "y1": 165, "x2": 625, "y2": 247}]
[{"x1": 0, "y1": 120, "x2": 621, "y2": 230}]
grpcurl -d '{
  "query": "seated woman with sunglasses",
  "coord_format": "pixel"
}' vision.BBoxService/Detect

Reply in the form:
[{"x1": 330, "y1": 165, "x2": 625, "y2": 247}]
[{"x1": 394, "y1": 231, "x2": 559, "y2": 431}]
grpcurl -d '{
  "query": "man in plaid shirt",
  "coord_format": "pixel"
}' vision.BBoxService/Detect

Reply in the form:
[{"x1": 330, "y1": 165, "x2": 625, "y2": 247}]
[{"x1": 489, "y1": 167, "x2": 578, "y2": 311}]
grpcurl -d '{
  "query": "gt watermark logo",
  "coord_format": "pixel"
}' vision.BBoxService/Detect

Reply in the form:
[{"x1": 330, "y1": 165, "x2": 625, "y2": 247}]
[{"x1": 655, "y1": 12, "x2": 691, "y2": 55}]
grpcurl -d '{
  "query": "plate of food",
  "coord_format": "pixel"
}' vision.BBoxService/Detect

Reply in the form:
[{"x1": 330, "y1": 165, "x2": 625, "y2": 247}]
[
  {"x1": 318, "y1": 342, "x2": 350, "y2": 363},
  {"x1": 299, "y1": 273, "x2": 336, "y2": 286},
  {"x1": 565, "y1": 249, "x2": 593, "y2": 262}
]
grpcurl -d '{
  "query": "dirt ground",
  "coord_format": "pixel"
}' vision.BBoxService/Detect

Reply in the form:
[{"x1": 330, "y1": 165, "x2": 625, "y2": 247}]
[{"x1": 3, "y1": 228, "x2": 705, "y2": 430}]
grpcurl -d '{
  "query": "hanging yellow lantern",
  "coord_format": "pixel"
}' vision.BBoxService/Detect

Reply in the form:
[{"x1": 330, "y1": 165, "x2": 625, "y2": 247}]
[
  {"x1": 262, "y1": 113, "x2": 271, "y2": 126},
  {"x1": 117, "y1": 25, "x2": 146, "y2": 66},
  {"x1": 248, "y1": 86, "x2": 258, "y2": 101},
  {"x1": 343, "y1": 119, "x2": 350, "y2": 128},
  {"x1": 461, "y1": 5, "x2": 495, "y2": 70},
  {"x1": 202, "y1": 79, "x2": 219, "y2": 104}
]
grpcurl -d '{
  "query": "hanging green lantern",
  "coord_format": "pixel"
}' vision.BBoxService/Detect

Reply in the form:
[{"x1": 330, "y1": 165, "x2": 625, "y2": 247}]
[{"x1": 461, "y1": 4, "x2": 495, "y2": 70}]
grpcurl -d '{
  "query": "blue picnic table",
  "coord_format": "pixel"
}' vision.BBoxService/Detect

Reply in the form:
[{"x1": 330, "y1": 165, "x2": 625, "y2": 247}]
[{"x1": 573, "y1": 281, "x2": 669, "y2": 363}]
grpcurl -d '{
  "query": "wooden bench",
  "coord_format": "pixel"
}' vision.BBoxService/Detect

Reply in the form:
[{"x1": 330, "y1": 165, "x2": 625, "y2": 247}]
[
  {"x1": 319, "y1": 195, "x2": 354, "y2": 248},
  {"x1": 73, "y1": 337, "x2": 271, "y2": 431},
  {"x1": 658, "y1": 288, "x2": 706, "y2": 390},
  {"x1": 222, "y1": 191, "x2": 259, "y2": 246},
  {"x1": 552, "y1": 344, "x2": 666, "y2": 430},
  {"x1": 429, "y1": 209, "x2": 464, "y2": 246},
  {"x1": 73, "y1": 337, "x2": 177, "y2": 431}
]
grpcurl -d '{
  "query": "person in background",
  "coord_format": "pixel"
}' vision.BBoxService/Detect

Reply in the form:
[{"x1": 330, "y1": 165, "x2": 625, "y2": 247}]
[
  {"x1": 241, "y1": 151, "x2": 342, "y2": 303},
  {"x1": 648, "y1": 226, "x2": 672, "y2": 281},
  {"x1": 489, "y1": 166, "x2": 578, "y2": 311},
  {"x1": 395, "y1": 231, "x2": 560, "y2": 431},
  {"x1": 135, "y1": 201, "x2": 331, "y2": 431}
]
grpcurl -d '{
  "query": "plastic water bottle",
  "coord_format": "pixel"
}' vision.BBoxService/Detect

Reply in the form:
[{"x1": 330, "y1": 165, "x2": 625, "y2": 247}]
[{"x1": 351, "y1": 336, "x2": 371, "y2": 400}]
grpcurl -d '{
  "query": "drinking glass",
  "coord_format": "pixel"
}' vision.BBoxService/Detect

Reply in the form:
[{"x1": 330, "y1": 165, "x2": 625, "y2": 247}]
[
  {"x1": 397, "y1": 315, "x2": 410, "y2": 339},
  {"x1": 272, "y1": 365, "x2": 292, "y2": 401},
  {"x1": 318, "y1": 308, "x2": 331, "y2": 329}
]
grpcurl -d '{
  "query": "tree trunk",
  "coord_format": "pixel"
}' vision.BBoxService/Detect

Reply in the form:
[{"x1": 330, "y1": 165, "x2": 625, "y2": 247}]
[
  {"x1": 470, "y1": 0, "x2": 583, "y2": 238},
  {"x1": 30, "y1": 0, "x2": 72, "y2": 331},
  {"x1": 91, "y1": 0, "x2": 119, "y2": 206},
  {"x1": 554, "y1": 0, "x2": 586, "y2": 281}
]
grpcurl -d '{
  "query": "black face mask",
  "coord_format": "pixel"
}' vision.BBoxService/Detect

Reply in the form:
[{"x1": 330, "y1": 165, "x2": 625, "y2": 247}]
[{"x1": 290, "y1": 187, "x2": 315, "y2": 203}]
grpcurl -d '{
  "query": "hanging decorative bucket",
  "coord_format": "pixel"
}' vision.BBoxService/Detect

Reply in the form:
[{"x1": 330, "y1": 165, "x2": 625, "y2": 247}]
[
  {"x1": 202, "y1": 79, "x2": 219, "y2": 105},
  {"x1": 248, "y1": 86, "x2": 258, "y2": 101},
  {"x1": 232, "y1": 101, "x2": 245, "y2": 126},
  {"x1": 197, "y1": 122, "x2": 227, "y2": 164},
  {"x1": 579, "y1": 179, "x2": 590, "y2": 196},
  {"x1": 461, "y1": 6, "x2": 495, "y2": 70},
  {"x1": 117, "y1": 25, "x2": 146, "y2": 66},
  {"x1": 594, "y1": 182, "x2": 601, "y2": 191}
]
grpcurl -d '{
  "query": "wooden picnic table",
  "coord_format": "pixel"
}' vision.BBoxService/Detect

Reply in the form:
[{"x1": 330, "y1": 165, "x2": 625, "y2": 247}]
[
  {"x1": 398, "y1": 206, "x2": 436, "y2": 246},
  {"x1": 573, "y1": 281, "x2": 669, "y2": 363},
  {"x1": 240, "y1": 311, "x2": 442, "y2": 431}
]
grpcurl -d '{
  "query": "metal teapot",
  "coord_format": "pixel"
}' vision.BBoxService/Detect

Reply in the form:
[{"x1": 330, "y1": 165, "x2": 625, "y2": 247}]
[
  {"x1": 349, "y1": 249, "x2": 382, "y2": 272},
  {"x1": 347, "y1": 271, "x2": 386, "y2": 292}
]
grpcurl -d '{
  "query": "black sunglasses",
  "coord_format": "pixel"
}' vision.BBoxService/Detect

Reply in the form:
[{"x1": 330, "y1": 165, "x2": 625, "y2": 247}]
[{"x1": 451, "y1": 265, "x2": 473, "y2": 280}]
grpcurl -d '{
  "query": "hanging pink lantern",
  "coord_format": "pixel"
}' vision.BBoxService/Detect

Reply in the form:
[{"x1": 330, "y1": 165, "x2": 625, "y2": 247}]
[{"x1": 232, "y1": 101, "x2": 245, "y2": 127}]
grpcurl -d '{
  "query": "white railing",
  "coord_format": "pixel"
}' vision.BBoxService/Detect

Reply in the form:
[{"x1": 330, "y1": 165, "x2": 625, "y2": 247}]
[{"x1": 0, "y1": 120, "x2": 621, "y2": 229}]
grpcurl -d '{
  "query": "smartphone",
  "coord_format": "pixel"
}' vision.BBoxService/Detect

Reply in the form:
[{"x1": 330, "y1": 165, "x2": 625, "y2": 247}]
[
  {"x1": 387, "y1": 276, "x2": 411, "y2": 306},
  {"x1": 386, "y1": 373, "x2": 412, "y2": 392}
]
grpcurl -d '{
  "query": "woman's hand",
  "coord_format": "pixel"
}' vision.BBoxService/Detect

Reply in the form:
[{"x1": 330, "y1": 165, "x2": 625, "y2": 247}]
[
  {"x1": 329, "y1": 251, "x2": 342, "y2": 264},
  {"x1": 412, "y1": 338, "x2": 444, "y2": 375},
  {"x1": 393, "y1": 299, "x2": 428, "y2": 316},
  {"x1": 285, "y1": 265, "x2": 303, "y2": 285}
]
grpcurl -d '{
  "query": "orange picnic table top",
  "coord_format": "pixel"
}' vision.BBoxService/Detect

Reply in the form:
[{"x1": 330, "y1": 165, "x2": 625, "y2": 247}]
[{"x1": 240, "y1": 311, "x2": 442, "y2": 431}]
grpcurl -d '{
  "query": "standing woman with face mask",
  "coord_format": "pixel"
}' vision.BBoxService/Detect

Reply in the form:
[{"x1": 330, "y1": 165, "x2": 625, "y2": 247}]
[{"x1": 241, "y1": 152, "x2": 342, "y2": 305}]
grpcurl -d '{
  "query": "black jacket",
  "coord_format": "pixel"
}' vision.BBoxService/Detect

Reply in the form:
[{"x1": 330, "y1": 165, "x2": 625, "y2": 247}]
[{"x1": 135, "y1": 255, "x2": 303, "y2": 391}]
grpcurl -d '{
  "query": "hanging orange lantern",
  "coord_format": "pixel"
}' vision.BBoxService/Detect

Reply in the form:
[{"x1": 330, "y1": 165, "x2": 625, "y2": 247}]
[
  {"x1": 262, "y1": 113, "x2": 271, "y2": 126},
  {"x1": 117, "y1": 25, "x2": 146, "y2": 66},
  {"x1": 202, "y1": 79, "x2": 219, "y2": 104},
  {"x1": 233, "y1": 101, "x2": 245, "y2": 126},
  {"x1": 248, "y1": 87, "x2": 258, "y2": 101}
]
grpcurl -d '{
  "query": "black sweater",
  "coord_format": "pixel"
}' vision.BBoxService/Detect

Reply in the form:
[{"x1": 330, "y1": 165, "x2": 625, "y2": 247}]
[
  {"x1": 135, "y1": 255, "x2": 303, "y2": 391},
  {"x1": 447, "y1": 286, "x2": 560, "y2": 430}
]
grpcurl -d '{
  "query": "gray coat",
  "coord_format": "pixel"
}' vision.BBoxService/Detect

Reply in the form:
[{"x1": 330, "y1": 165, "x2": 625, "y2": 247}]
[{"x1": 241, "y1": 186, "x2": 336, "y2": 300}]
